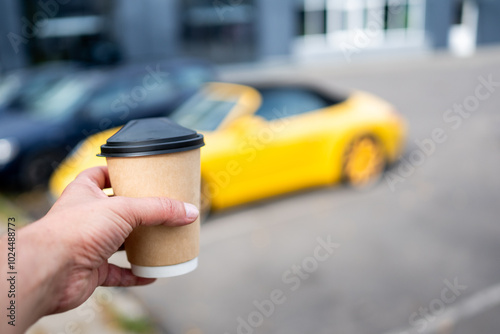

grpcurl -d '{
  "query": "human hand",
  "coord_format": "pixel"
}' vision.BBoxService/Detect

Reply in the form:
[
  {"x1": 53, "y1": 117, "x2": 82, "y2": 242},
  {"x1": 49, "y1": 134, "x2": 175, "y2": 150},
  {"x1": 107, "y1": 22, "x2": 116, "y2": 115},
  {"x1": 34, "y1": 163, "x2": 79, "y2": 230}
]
[{"x1": 1, "y1": 166, "x2": 198, "y2": 333}]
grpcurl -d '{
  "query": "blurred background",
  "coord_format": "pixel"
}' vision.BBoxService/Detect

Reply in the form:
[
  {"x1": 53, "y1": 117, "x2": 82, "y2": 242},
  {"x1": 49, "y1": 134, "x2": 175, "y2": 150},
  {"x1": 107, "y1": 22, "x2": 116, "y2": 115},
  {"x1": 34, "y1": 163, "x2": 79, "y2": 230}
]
[
  {"x1": 2, "y1": 0, "x2": 500, "y2": 68},
  {"x1": 1, "y1": 0, "x2": 500, "y2": 333}
]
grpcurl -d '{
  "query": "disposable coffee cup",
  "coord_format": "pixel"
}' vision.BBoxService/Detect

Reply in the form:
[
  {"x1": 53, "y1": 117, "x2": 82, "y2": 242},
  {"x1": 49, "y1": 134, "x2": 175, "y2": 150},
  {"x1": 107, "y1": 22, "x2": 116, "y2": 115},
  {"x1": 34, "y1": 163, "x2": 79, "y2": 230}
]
[{"x1": 98, "y1": 117, "x2": 204, "y2": 278}]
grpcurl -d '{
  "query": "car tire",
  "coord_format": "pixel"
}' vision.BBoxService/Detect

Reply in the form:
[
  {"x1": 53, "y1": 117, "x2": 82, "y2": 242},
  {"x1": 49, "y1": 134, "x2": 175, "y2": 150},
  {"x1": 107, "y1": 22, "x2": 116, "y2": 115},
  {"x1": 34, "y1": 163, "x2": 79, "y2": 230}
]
[{"x1": 342, "y1": 136, "x2": 386, "y2": 187}]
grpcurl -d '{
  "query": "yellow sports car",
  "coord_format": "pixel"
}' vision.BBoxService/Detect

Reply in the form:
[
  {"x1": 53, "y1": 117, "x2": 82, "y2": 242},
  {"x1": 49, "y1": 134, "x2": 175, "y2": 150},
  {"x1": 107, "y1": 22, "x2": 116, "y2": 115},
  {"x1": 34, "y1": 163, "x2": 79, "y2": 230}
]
[{"x1": 50, "y1": 82, "x2": 407, "y2": 216}]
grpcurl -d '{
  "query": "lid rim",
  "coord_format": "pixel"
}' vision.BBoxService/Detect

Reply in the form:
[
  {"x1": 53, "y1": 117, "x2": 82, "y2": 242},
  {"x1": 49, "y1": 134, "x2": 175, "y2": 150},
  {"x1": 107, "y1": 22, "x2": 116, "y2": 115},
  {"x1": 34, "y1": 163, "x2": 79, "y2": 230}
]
[
  {"x1": 104, "y1": 132, "x2": 198, "y2": 147},
  {"x1": 100, "y1": 134, "x2": 204, "y2": 154},
  {"x1": 98, "y1": 142, "x2": 205, "y2": 158}
]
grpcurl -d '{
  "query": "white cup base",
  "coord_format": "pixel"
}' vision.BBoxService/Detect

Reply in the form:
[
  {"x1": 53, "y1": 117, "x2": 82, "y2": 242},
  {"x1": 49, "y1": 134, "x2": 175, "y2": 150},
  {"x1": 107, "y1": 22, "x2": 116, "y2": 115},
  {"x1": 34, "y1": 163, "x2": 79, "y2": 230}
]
[{"x1": 131, "y1": 257, "x2": 198, "y2": 278}]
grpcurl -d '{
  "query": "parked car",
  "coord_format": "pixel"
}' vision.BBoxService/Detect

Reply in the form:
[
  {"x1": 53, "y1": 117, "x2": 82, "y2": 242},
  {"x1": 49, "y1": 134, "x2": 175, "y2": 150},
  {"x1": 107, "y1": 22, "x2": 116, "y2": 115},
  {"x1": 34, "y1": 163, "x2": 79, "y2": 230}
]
[
  {"x1": 0, "y1": 62, "x2": 81, "y2": 114},
  {"x1": 0, "y1": 59, "x2": 216, "y2": 189},
  {"x1": 50, "y1": 81, "x2": 407, "y2": 217}
]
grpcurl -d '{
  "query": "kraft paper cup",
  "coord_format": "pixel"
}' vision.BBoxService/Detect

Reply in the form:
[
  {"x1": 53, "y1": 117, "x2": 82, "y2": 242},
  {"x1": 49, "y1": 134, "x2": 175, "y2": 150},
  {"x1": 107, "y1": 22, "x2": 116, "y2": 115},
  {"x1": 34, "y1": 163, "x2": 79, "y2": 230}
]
[{"x1": 99, "y1": 117, "x2": 204, "y2": 278}]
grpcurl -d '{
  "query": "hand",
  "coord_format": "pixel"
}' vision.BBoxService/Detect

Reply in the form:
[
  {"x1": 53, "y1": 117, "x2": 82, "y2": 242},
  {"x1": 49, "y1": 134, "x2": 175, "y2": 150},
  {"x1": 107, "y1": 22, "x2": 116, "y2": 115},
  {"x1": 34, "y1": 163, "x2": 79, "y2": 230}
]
[{"x1": 0, "y1": 166, "x2": 199, "y2": 333}]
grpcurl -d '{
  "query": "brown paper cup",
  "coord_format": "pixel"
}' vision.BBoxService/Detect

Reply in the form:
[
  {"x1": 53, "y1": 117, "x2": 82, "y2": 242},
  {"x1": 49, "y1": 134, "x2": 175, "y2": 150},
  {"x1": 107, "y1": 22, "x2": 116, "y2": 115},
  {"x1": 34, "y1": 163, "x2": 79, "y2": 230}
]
[{"x1": 106, "y1": 149, "x2": 200, "y2": 278}]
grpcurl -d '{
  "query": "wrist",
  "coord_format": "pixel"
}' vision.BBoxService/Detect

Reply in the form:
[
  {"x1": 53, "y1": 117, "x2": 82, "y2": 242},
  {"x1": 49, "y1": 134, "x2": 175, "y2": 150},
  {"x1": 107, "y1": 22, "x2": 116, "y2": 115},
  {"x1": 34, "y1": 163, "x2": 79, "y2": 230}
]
[{"x1": 16, "y1": 220, "x2": 70, "y2": 330}]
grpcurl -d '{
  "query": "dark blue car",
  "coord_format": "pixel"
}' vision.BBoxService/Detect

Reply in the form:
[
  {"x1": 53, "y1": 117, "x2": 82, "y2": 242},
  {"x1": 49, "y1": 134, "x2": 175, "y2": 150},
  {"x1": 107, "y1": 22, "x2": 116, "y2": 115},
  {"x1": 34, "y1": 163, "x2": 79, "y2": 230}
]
[
  {"x1": 0, "y1": 59, "x2": 216, "y2": 189},
  {"x1": 0, "y1": 62, "x2": 81, "y2": 114}
]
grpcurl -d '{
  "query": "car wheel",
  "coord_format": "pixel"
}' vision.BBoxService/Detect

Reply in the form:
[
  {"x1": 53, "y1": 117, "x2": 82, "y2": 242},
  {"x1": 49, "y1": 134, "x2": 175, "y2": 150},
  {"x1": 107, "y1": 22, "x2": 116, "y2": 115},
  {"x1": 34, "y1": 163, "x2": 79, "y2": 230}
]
[
  {"x1": 342, "y1": 136, "x2": 386, "y2": 187},
  {"x1": 200, "y1": 178, "x2": 212, "y2": 223}
]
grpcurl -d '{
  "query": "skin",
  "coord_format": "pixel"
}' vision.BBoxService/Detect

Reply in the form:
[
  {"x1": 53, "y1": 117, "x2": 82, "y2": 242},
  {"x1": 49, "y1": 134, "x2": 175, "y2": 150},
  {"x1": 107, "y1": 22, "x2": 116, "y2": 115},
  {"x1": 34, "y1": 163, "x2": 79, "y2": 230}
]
[{"x1": 0, "y1": 166, "x2": 199, "y2": 333}]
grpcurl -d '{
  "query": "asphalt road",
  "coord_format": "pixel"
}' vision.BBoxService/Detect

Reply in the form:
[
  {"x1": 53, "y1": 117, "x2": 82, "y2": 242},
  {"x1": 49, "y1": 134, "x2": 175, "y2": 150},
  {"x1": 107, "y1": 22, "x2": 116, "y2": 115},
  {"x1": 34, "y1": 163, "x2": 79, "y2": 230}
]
[{"x1": 129, "y1": 48, "x2": 500, "y2": 334}]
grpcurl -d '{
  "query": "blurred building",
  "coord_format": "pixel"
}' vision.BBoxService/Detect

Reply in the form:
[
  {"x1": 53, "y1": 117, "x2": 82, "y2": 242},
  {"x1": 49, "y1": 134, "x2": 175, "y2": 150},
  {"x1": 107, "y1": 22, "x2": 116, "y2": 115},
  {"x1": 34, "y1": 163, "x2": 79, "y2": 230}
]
[{"x1": 1, "y1": 0, "x2": 500, "y2": 71}]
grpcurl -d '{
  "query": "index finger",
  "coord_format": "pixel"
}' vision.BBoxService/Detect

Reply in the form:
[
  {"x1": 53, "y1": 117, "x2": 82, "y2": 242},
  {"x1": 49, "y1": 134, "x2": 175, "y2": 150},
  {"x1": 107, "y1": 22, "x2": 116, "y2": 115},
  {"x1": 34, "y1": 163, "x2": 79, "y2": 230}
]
[{"x1": 74, "y1": 166, "x2": 112, "y2": 190}]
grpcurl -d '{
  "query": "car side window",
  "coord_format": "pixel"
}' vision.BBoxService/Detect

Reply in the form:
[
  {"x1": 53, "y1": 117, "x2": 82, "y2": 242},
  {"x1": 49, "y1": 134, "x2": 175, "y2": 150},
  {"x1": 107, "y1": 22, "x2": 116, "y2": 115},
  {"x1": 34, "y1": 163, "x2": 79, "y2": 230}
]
[
  {"x1": 85, "y1": 81, "x2": 130, "y2": 119},
  {"x1": 255, "y1": 88, "x2": 330, "y2": 121}
]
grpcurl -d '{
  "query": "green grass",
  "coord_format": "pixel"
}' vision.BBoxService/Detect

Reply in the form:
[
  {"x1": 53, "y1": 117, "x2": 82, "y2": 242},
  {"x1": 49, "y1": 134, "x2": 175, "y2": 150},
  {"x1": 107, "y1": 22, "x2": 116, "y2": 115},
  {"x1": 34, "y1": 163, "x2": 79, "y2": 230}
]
[
  {"x1": 114, "y1": 315, "x2": 157, "y2": 334},
  {"x1": 0, "y1": 194, "x2": 29, "y2": 229},
  {"x1": 102, "y1": 301, "x2": 158, "y2": 334}
]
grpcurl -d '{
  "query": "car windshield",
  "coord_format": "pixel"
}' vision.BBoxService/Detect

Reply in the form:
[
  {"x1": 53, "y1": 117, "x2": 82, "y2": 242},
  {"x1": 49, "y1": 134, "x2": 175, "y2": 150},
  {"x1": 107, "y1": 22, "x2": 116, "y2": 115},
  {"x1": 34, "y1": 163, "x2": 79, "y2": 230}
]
[
  {"x1": 169, "y1": 91, "x2": 236, "y2": 131},
  {"x1": 14, "y1": 75, "x2": 66, "y2": 107},
  {"x1": 0, "y1": 75, "x2": 21, "y2": 107},
  {"x1": 17, "y1": 76, "x2": 90, "y2": 120}
]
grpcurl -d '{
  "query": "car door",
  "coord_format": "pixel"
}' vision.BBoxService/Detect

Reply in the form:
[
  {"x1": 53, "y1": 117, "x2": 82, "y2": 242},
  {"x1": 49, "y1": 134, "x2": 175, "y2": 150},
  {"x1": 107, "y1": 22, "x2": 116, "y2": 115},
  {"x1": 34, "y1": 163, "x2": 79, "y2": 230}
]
[{"x1": 225, "y1": 88, "x2": 332, "y2": 203}]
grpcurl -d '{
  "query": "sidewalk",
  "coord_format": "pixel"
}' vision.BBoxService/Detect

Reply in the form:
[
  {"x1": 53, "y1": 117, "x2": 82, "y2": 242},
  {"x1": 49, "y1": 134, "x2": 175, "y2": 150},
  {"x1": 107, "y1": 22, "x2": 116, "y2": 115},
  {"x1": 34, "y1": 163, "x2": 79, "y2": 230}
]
[
  {"x1": 0, "y1": 195, "x2": 162, "y2": 334},
  {"x1": 27, "y1": 287, "x2": 161, "y2": 334}
]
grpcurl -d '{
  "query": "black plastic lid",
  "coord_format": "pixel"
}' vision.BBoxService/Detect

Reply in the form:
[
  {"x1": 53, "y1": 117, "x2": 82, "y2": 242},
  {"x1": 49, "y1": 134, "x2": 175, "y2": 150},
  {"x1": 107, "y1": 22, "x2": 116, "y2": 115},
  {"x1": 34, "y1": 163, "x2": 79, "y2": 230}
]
[{"x1": 98, "y1": 117, "x2": 205, "y2": 158}]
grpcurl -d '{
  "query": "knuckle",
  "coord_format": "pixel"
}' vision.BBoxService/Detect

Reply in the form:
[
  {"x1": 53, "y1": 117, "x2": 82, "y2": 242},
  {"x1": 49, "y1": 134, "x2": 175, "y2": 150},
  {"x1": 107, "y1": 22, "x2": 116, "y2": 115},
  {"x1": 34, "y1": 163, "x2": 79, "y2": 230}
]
[
  {"x1": 112, "y1": 198, "x2": 139, "y2": 229},
  {"x1": 158, "y1": 197, "x2": 176, "y2": 217}
]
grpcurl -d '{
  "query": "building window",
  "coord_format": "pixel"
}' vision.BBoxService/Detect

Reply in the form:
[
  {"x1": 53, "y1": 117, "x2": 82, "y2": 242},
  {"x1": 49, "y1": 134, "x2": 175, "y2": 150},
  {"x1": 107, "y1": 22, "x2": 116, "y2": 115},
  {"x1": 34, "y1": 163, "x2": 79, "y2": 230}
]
[
  {"x1": 385, "y1": 1, "x2": 409, "y2": 30},
  {"x1": 298, "y1": 0, "x2": 328, "y2": 35},
  {"x1": 22, "y1": 0, "x2": 118, "y2": 65},
  {"x1": 295, "y1": 0, "x2": 426, "y2": 55},
  {"x1": 182, "y1": 0, "x2": 256, "y2": 64}
]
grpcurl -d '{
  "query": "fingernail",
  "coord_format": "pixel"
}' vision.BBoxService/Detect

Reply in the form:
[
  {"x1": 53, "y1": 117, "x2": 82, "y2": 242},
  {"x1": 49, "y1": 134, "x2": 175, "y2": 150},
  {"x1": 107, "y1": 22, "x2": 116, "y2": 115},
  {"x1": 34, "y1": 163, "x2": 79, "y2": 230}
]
[{"x1": 184, "y1": 203, "x2": 199, "y2": 221}]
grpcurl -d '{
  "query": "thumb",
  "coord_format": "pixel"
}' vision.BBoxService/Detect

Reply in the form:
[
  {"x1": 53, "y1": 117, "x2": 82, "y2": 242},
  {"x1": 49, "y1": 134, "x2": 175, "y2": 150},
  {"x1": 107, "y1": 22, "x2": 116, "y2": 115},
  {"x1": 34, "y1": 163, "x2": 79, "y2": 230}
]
[{"x1": 109, "y1": 196, "x2": 199, "y2": 228}]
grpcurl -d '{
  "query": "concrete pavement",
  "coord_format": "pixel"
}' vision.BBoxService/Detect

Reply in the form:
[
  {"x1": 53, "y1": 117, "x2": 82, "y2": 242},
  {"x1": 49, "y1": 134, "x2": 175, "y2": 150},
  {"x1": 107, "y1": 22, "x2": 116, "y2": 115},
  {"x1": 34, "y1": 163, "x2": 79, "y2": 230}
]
[{"x1": 129, "y1": 49, "x2": 500, "y2": 334}]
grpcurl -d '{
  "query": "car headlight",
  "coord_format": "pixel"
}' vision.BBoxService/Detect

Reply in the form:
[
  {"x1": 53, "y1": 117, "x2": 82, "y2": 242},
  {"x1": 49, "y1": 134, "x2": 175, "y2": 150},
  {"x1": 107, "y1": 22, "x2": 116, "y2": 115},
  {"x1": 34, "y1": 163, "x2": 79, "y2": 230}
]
[{"x1": 0, "y1": 138, "x2": 19, "y2": 166}]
